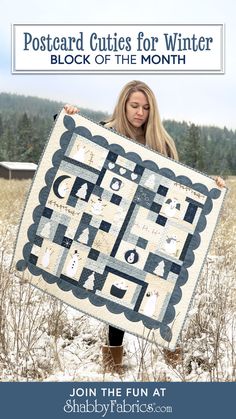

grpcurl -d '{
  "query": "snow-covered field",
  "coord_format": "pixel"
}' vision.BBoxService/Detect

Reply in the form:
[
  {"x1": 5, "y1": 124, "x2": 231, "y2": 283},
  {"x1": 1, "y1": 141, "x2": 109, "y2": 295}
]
[{"x1": 0, "y1": 178, "x2": 235, "y2": 382}]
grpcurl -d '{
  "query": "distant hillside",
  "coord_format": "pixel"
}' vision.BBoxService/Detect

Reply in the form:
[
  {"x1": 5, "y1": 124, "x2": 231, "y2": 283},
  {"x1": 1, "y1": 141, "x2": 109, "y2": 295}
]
[
  {"x1": 0, "y1": 92, "x2": 235, "y2": 174},
  {"x1": 0, "y1": 92, "x2": 108, "y2": 121}
]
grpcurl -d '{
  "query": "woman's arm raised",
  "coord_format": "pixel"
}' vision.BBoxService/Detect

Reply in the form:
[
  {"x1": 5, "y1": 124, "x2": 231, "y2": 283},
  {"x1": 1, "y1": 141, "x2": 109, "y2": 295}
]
[
  {"x1": 64, "y1": 104, "x2": 80, "y2": 115},
  {"x1": 215, "y1": 176, "x2": 226, "y2": 188}
]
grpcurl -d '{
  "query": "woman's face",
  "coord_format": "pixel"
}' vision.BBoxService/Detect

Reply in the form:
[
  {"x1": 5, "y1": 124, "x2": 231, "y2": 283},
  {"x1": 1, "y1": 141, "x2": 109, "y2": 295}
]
[{"x1": 125, "y1": 91, "x2": 150, "y2": 129}]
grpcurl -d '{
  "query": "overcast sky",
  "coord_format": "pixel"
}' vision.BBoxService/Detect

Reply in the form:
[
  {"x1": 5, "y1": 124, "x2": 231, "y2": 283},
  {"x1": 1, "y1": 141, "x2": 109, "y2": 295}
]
[{"x1": 0, "y1": 0, "x2": 235, "y2": 130}]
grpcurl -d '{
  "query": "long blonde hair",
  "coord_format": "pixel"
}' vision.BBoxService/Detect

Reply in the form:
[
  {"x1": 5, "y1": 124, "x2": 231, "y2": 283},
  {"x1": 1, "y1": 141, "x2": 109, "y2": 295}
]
[{"x1": 105, "y1": 80, "x2": 178, "y2": 160}]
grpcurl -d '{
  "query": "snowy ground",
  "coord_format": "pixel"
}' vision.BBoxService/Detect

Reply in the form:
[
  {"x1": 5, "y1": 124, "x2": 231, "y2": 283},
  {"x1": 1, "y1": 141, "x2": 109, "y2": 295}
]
[{"x1": 0, "y1": 179, "x2": 235, "y2": 382}]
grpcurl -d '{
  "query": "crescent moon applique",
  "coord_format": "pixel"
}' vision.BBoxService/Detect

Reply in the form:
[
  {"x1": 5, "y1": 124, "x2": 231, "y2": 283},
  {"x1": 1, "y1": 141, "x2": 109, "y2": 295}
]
[{"x1": 53, "y1": 175, "x2": 71, "y2": 199}]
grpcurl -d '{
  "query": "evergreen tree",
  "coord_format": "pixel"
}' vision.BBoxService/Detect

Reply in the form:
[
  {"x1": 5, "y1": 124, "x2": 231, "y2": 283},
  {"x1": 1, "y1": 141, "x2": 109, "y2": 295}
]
[
  {"x1": 0, "y1": 127, "x2": 18, "y2": 161},
  {"x1": 0, "y1": 114, "x2": 3, "y2": 137},
  {"x1": 182, "y1": 123, "x2": 205, "y2": 171},
  {"x1": 17, "y1": 113, "x2": 33, "y2": 161}
]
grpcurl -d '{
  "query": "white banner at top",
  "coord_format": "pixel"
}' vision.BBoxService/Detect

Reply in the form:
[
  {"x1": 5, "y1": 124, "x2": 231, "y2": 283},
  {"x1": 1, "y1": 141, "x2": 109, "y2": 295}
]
[{"x1": 12, "y1": 24, "x2": 224, "y2": 74}]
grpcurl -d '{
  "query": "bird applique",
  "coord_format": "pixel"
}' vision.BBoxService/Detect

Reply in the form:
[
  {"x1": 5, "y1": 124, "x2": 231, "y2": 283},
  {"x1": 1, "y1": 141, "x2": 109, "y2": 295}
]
[
  {"x1": 164, "y1": 198, "x2": 181, "y2": 218},
  {"x1": 164, "y1": 235, "x2": 178, "y2": 255}
]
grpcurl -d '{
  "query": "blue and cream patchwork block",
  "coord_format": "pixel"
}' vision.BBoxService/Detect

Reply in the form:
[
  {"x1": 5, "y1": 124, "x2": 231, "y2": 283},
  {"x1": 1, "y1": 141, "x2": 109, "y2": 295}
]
[{"x1": 13, "y1": 111, "x2": 227, "y2": 350}]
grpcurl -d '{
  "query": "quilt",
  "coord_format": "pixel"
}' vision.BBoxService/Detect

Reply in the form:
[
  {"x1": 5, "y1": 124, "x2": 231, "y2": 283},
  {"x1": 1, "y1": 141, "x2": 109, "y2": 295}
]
[{"x1": 13, "y1": 110, "x2": 227, "y2": 350}]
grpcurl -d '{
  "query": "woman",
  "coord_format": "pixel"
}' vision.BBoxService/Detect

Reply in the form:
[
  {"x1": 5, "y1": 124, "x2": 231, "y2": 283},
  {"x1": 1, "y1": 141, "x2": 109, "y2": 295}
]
[{"x1": 64, "y1": 80, "x2": 225, "y2": 371}]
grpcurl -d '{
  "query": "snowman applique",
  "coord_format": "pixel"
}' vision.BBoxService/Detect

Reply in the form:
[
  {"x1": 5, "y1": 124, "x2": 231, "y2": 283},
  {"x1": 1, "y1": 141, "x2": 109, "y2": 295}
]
[
  {"x1": 91, "y1": 197, "x2": 107, "y2": 216},
  {"x1": 66, "y1": 250, "x2": 81, "y2": 278},
  {"x1": 110, "y1": 178, "x2": 123, "y2": 192},
  {"x1": 124, "y1": 248, "x2": 139, "y2": 264}
]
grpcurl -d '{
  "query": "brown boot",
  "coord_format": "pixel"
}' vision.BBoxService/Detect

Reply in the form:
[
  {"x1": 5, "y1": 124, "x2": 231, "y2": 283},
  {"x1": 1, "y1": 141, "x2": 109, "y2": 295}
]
[{"x1": 102, "y1": 345, "x2": 123, "y2": 373}]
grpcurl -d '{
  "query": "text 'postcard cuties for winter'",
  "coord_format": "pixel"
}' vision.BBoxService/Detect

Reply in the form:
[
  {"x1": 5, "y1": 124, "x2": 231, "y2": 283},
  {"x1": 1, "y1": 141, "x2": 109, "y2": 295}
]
[{"x1": 13, "y1": 110, "x2": 227, "y2": 350}]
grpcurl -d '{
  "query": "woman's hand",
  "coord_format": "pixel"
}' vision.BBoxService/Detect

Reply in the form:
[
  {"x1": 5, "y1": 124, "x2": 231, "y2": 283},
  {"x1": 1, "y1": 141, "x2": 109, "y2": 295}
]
[
  {"x1": 215, "y1": 176, "x2": 225, "y2": 188},
  {"x1": 64, "y1": 104, "x2": 80, "y2": 115}
]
